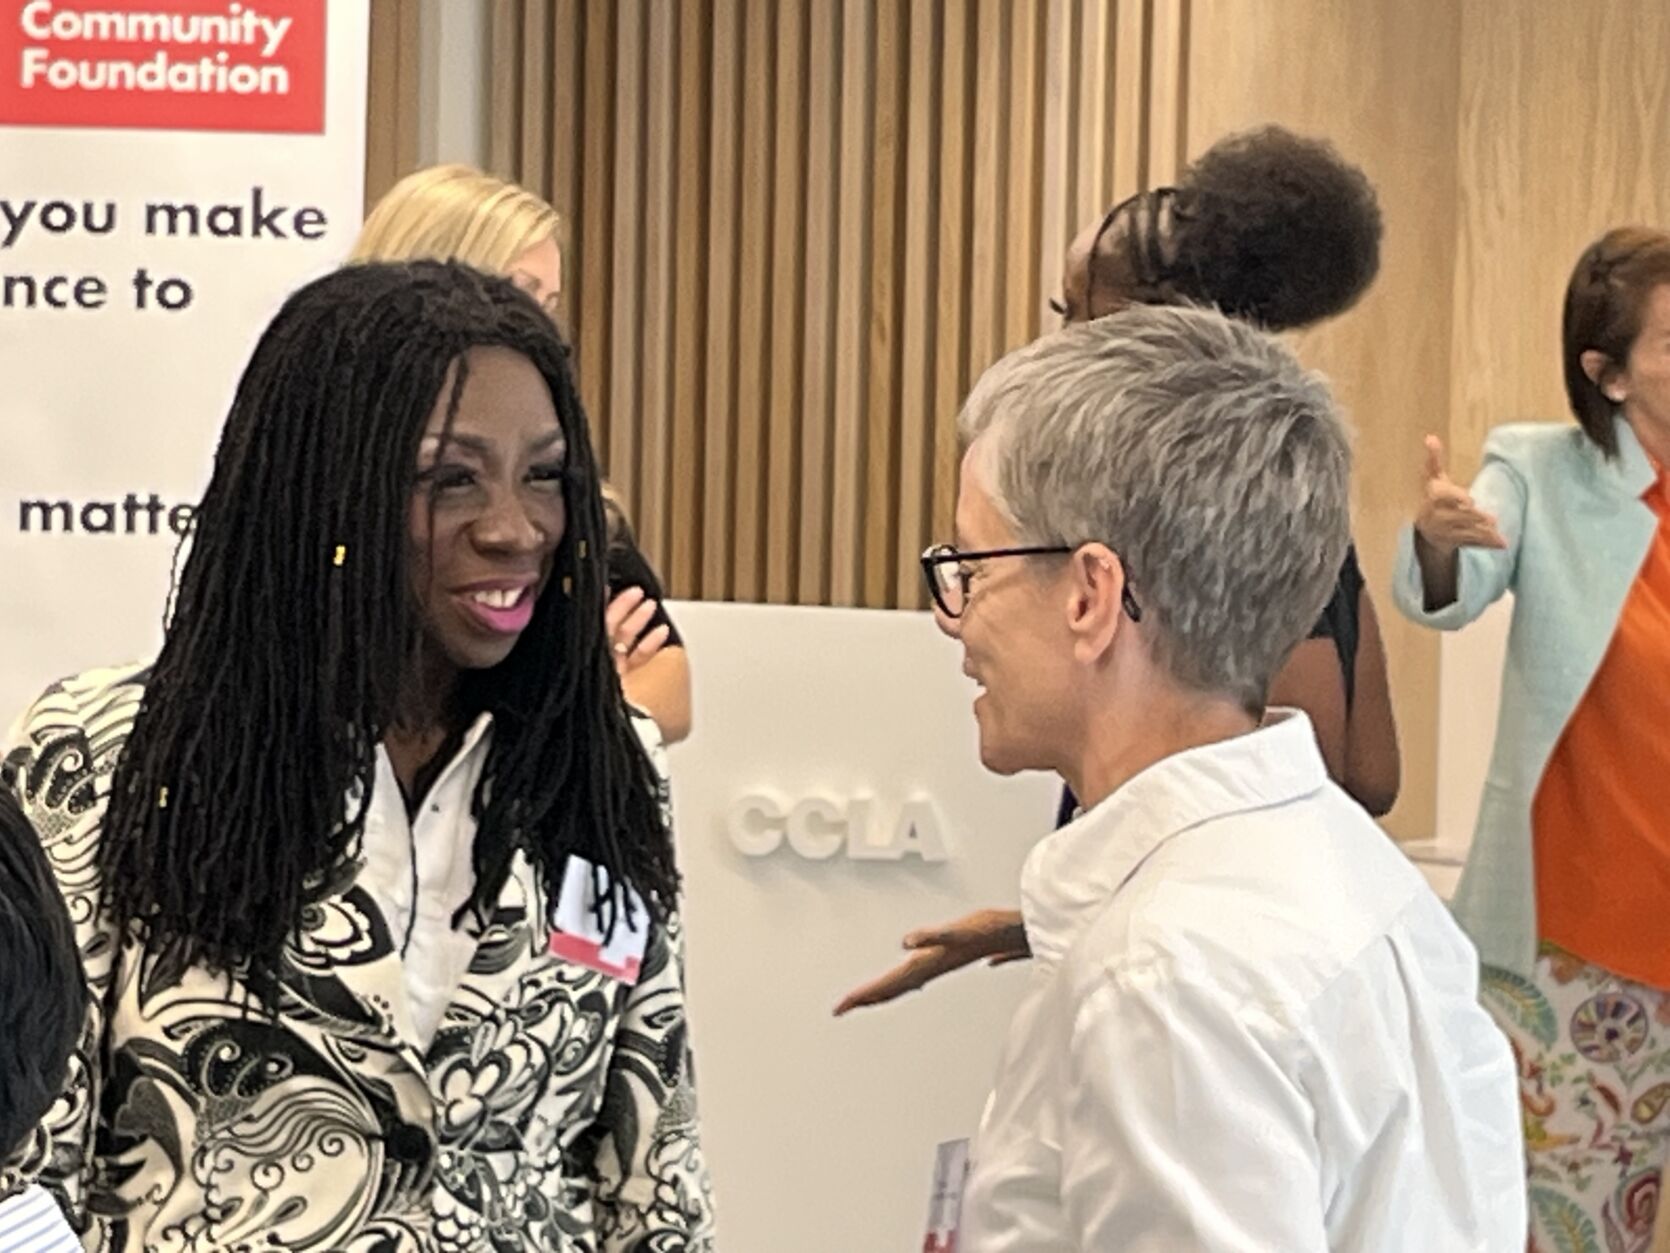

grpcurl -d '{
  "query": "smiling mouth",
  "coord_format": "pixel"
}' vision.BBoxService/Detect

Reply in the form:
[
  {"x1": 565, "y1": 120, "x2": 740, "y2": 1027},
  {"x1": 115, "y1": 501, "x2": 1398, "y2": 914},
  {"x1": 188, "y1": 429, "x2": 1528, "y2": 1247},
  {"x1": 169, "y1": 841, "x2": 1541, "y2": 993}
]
[
  {"x1": 469, "y1": 587, "x2": 526, "y2": 609},
  {"x1": 456, "y1": 584, "x2": 537, "y2": 635}
]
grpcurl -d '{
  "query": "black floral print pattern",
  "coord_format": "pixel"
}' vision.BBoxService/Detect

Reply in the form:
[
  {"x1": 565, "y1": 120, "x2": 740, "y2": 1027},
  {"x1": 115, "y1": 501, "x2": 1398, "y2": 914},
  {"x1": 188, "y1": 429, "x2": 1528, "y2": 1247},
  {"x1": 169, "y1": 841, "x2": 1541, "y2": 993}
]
[{"x1": 2, "y1": 666, "x2": 716, "y2": 1252}]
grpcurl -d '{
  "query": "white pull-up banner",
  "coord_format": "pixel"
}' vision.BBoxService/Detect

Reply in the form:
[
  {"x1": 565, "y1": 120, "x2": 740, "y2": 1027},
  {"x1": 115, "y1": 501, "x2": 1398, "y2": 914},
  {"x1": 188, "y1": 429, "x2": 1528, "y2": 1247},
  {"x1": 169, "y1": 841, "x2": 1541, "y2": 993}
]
[{"x1": 0, "y1": 0, "x2": 369, "y2": 720}]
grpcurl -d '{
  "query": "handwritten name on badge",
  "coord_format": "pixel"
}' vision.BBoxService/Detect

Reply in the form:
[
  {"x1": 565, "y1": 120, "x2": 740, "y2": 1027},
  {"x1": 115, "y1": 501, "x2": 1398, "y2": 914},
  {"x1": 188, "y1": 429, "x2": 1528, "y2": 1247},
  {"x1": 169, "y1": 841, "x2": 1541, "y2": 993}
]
[{"x1": 549, "y1": 855, "x2": 649, "y2": 985}]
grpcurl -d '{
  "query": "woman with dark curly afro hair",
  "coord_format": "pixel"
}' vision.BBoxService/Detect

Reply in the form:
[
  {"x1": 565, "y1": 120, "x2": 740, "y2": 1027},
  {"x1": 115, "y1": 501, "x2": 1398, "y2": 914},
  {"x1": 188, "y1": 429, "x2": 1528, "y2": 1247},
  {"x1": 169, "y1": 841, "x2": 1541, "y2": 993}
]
[
  {"x1": 1056, "y1": 124, "x2": 1383, "y2": 333},
  {"x1": 838, "y1": 125, "x2": 1400, "y2": 1015}
]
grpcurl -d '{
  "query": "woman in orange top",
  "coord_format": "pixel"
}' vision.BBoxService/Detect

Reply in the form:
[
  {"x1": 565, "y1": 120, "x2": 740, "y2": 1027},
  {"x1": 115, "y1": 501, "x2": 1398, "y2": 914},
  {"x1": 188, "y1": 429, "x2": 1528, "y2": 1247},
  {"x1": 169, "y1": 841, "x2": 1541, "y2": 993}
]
[{"x1": 1396, "y1": 227, "x2": 1670, "y2": 1250}]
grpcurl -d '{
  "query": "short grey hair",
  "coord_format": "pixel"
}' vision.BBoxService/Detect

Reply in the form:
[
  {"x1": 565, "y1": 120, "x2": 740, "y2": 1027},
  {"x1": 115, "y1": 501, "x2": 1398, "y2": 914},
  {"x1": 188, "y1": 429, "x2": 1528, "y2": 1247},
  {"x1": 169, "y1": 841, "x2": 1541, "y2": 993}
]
[{"x1": 960, "y1": 304, "x2": 1351, "y2": 708}]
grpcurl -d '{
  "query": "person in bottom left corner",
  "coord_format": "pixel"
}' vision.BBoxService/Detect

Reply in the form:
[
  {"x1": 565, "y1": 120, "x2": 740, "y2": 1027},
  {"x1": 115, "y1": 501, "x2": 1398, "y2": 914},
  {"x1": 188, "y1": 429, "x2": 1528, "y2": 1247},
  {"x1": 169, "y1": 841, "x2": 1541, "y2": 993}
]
[
  {"x1": 1, "y1": 260, "x2": 715, "y2": 1251},
  {"x1": 0, "y1": 790, "x2": 85, "y2": 1252}
]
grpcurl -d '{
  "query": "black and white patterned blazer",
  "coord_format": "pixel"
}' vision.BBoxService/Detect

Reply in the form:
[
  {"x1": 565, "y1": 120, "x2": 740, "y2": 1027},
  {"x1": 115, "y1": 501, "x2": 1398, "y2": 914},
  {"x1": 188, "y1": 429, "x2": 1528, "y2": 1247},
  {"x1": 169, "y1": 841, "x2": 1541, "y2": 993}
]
[{"x1": 3, "y1": 665, "x2": 716, "y2": 1252}]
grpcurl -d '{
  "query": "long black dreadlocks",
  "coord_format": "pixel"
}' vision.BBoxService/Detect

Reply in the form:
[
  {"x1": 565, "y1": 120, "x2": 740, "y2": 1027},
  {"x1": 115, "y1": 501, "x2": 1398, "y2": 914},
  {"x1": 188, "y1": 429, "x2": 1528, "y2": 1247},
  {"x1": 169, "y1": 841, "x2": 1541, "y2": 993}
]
[
  {"x1": 1094, "y1": 125, "x2": 1384, "y2": 332},
  {"x1": 100, "y1": 259, "x2": 677, "y2": 999}
]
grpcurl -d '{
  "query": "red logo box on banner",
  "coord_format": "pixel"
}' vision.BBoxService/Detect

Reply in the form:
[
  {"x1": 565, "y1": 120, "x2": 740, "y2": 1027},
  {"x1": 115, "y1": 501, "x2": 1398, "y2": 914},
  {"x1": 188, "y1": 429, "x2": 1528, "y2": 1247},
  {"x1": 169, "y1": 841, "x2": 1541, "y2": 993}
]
[{"x1": 0, "y1": 0, "x2": 326, "y2": 133}]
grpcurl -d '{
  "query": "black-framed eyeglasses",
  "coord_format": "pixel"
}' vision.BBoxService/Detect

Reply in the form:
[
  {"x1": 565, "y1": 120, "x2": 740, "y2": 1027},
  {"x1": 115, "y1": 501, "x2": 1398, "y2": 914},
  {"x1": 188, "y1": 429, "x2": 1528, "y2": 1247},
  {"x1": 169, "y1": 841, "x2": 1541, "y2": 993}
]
[
  {"x1": 1048, "y1": 186, "x2": 1179, "y2": 322},
  {"x1": 920, "y1": 543, "x2": 1142, "y2": 622}
]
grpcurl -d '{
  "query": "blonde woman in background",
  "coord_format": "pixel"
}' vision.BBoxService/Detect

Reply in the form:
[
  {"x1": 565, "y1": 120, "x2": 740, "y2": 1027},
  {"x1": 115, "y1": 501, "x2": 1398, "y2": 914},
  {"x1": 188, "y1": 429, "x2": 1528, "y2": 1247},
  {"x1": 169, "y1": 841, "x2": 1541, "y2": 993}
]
[{"x1": 354, "y1": 164, "x2": 693, "y2": 743}]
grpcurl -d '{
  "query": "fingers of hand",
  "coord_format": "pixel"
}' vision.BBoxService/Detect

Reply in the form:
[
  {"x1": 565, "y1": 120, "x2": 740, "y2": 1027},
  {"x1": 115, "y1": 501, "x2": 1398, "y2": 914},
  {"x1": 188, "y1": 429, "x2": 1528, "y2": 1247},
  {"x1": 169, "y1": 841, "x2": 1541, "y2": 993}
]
[
  {"x1": 906, "y1": 908, "x2": 1009, "y2": 951},
  {"x1": 609, "y1": 601, "x2": 661, "y2": 671},
  {"x1": 1423, "y1": 479, "x2": 1476, "y2": 517},
  {"x1": 604, "y1": 586, "x2": 647, "y2": 635},
  {"x1": 621, "y1": 623, "x2": 672, "y2": 671},
  {"x1": 833, "y1": 949, "x2": 951, "y2": 1015},
  {"x1": 1423, "y1": 434, "x2": 1447, "y2": 483},
  {"x1": 1425, "y1": 495, "x2": 1505, "y2": 548},
  {"x1": 616, "y1": 599, "x2": 658, "y2": 645},
  {"x1": 903, "y1": 925, "x2": 952, "y2": 950}
]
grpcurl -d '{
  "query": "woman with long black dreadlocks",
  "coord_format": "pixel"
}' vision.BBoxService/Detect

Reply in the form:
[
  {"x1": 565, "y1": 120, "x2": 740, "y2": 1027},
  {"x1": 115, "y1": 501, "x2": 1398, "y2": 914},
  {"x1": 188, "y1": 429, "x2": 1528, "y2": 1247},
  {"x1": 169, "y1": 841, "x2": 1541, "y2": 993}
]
[
  {"x1": 352, "y1": 164, "x2": 695, "y2": 747},
  {"x1": 1, "y1": 260, "x2": 715, "y2": 1251}
]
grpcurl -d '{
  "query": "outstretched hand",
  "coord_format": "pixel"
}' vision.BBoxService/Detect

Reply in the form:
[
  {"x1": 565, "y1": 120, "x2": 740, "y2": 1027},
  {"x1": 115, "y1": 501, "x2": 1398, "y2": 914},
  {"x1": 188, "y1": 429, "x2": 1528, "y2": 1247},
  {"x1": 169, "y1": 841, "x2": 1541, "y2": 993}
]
[
  {"x1": 1415, "y1": 435, "x2": 1507, "y2": 555},
  {"x1": 833, "y1": 908, "x2": 1030, "y2": 1016}
]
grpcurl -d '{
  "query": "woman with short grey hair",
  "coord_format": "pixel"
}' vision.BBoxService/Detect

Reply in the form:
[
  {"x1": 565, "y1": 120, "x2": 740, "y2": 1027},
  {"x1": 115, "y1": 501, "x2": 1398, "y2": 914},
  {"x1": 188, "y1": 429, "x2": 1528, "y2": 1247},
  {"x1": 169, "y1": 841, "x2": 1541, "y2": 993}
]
[
  {"x1": 935, "y1": 306, "x2": 1523, "y2": 1250},
  {"x1": 837, "y1": 125, "x2": 1399, "y2": 1016}
]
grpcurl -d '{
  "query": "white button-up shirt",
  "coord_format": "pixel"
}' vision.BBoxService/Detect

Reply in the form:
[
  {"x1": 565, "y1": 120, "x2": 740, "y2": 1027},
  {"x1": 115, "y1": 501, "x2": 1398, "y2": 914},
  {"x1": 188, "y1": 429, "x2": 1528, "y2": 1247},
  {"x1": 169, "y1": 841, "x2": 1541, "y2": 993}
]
[
  {"x1": 359, "y1": 713, "x2": 496, "y2": 1048},
  {"x1": 358, "y1": 711, "x2": 670, "y2": 1049},
  {"x1": 961, "y1": 712, "x2": 1526, "y2": 1252}
]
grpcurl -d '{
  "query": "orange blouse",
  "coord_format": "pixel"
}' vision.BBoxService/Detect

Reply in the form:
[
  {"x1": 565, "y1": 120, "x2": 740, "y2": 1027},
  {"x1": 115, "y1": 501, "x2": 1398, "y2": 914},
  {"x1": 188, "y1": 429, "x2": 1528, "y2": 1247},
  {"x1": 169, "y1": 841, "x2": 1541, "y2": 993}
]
[{"x1": 1534, "y1": 469, "x2": 1670, "y2": 987}]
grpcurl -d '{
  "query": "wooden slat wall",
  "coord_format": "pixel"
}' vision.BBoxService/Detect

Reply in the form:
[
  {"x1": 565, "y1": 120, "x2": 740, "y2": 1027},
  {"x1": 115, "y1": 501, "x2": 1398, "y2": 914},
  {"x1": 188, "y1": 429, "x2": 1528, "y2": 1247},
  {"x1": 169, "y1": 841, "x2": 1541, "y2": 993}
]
[
  {"x1": 486, "y1": 0, "x2": 1191, "y2": 606},
  {"x1": 829, "y1": 0, "x2": 872, "y2": 605},
  {"x1": 367, "y1": 0, "x2": 1669, "y2": 846},
  {"x1": 1184, "y1": 0, "x2": 1666, "y2": 845},
  {"x1": 1186, "y1": 0, "x2": 1465, "y2": 842},
  {"x1": 363, "y1": 0, "x2": 422, "y2": 213},
  {"x1": 1450, "y1": 0, "x2": 1670, "y2": 478}
]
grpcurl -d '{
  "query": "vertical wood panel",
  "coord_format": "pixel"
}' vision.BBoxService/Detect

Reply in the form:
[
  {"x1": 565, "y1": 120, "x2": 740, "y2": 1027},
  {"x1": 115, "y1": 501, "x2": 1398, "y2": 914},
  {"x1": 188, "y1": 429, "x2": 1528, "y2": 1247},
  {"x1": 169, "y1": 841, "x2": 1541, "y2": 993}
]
[
  {"x1": 364, "y1": 0, "x2": 422, "y2": 212},
  {"x1": 1453, "y1": 0, "x2": 1670, "y2": 476},
  {"x1": 549, "y1": 1, "x2": 583, "y2": 339},
  {"x1": 1145, "y1": 0, "x2": 1189, "y2": 186},
  {"x1": 487, "y1": 0, "x2": 521, "y2": 179},
  {"x1": 670, "y1": 0, "x2": 712, "y2": 598},
  {"x1": 577, "y1": 3, "x2": 617, "y2": 459},
  {"x1": 1135, "y1": 0, "x2": 1156, "y2": 188},
  {"x1": 931, "y1": 1, "x2": 973, "y2": 552},
  {"x1": 1186, "y1": 0, "x2": 1463, "y2": 841},
  {"x1": 966, "y1": 0, "x2": 1009, "y2": 381},
  {"x1": 731, "y1": 0, "x2": 777, "y2": 601},
  {"x1": 863, "y1": 0, "x2": 907, "y2": 607},
  {"x1": 518, "y1": 1, "x2": 550, "y2": 193},
  {"x1": 364, "y1": 0, "x2": 399, "y2": 210},
  {"x1": 1109, "y1": 0, "x2": 1146, "y2": 203},
  {"x1": 766, "y1": 0, "x2": 809, "y2": 602},
  {"x1": 1073, "y1": 0, "x2": 1112, "y2": 228},
  {"x1": 1449, "y1": 0, "x2": 1528, "y2": 477},
  {"x1": 1037, "y1": 0, "x2": 1073, "y2": 319},
  {"x1": 700, "y1": 0, "x2": 744, "y2": 598},
  {"x1": 895, "y1": 0, "x2": 941, "y2": 605},
  {"x1": 830, "y1": 0, "x2": 875, "y2": 606},
  {"x1": 1004, "y1": 2, "x2": 1045, "y2": 348},
  {"x1": 637, "y1": 0, "x2": 678, "y2": 567},
  {"x1": 395, "y1": 2, "x2": 420, "y2": 177},
  {"x1": 797, "y1": 0, "x2": 842, "y2": 604},
  {"x1": 476, "y1": 0, "x2": 1205, "y2": 611},
  {"x1": 606, "y1": 0, "x2": 647, "y2": 500}
]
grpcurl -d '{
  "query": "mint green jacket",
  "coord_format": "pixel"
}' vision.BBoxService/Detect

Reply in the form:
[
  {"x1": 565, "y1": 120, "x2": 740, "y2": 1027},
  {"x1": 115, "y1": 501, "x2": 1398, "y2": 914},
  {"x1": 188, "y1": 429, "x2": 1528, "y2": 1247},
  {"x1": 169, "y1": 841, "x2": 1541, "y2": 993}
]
[{"x1": 1392, "y1": 415, "x2": 1658, "y2": 977}]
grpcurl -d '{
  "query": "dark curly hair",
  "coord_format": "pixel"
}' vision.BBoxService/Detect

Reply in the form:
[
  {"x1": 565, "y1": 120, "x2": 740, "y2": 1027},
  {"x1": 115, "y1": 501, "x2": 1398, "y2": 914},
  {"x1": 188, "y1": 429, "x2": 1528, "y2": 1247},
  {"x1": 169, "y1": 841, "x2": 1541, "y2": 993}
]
[
  {"x1": 0, "y1": 789, "x2": 85, "y2": 1159},
  {"x1": 1090, "y1": 125, "x2": 1383, "y2": 331}
]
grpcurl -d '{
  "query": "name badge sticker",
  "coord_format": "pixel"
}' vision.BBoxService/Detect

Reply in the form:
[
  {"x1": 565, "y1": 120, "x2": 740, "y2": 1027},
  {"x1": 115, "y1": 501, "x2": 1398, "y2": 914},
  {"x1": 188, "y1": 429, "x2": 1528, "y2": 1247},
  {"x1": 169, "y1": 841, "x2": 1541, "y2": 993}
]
[
  {"x1": 549, "y1": 855, "x2": 649, "y2": 984},
  {"x1": 923, "y1": 1137, "x2": 970, "y2": 1253}
]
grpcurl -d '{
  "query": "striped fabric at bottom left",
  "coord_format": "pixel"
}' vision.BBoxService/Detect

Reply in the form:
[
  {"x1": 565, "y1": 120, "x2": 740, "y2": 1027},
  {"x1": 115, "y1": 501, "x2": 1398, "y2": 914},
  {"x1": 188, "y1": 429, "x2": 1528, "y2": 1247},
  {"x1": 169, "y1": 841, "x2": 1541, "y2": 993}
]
[{"x1": 0, "y1": 1186, "x2": 79, "y2": 1252}]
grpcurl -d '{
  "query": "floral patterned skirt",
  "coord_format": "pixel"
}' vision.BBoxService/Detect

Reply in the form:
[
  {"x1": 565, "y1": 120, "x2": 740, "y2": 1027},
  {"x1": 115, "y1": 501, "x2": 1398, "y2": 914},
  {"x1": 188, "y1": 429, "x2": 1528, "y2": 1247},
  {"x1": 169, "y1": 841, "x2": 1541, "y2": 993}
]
[{"x1": 1482, "y1": 942, "x2": 1670, "y2": 1253}]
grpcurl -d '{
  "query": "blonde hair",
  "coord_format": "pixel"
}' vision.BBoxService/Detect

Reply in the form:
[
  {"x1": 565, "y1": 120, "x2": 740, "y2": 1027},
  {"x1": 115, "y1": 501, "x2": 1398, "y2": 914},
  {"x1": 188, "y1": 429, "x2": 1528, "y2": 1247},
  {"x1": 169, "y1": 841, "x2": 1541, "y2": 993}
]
[
  {"x1": 358, "y1": 166, "x2": 634, "y2": 524},
  {"x1": 352, "y1": 164, "x2": 563, "y2": 276}
]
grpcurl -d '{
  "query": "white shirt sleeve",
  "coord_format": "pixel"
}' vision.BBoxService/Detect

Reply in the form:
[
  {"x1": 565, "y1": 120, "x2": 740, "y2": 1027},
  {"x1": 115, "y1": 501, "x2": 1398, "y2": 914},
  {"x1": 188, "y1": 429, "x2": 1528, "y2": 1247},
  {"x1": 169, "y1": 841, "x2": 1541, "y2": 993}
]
[{"x1": 1060, "y1": 965, "x2": 1330, "y2": 1252}]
